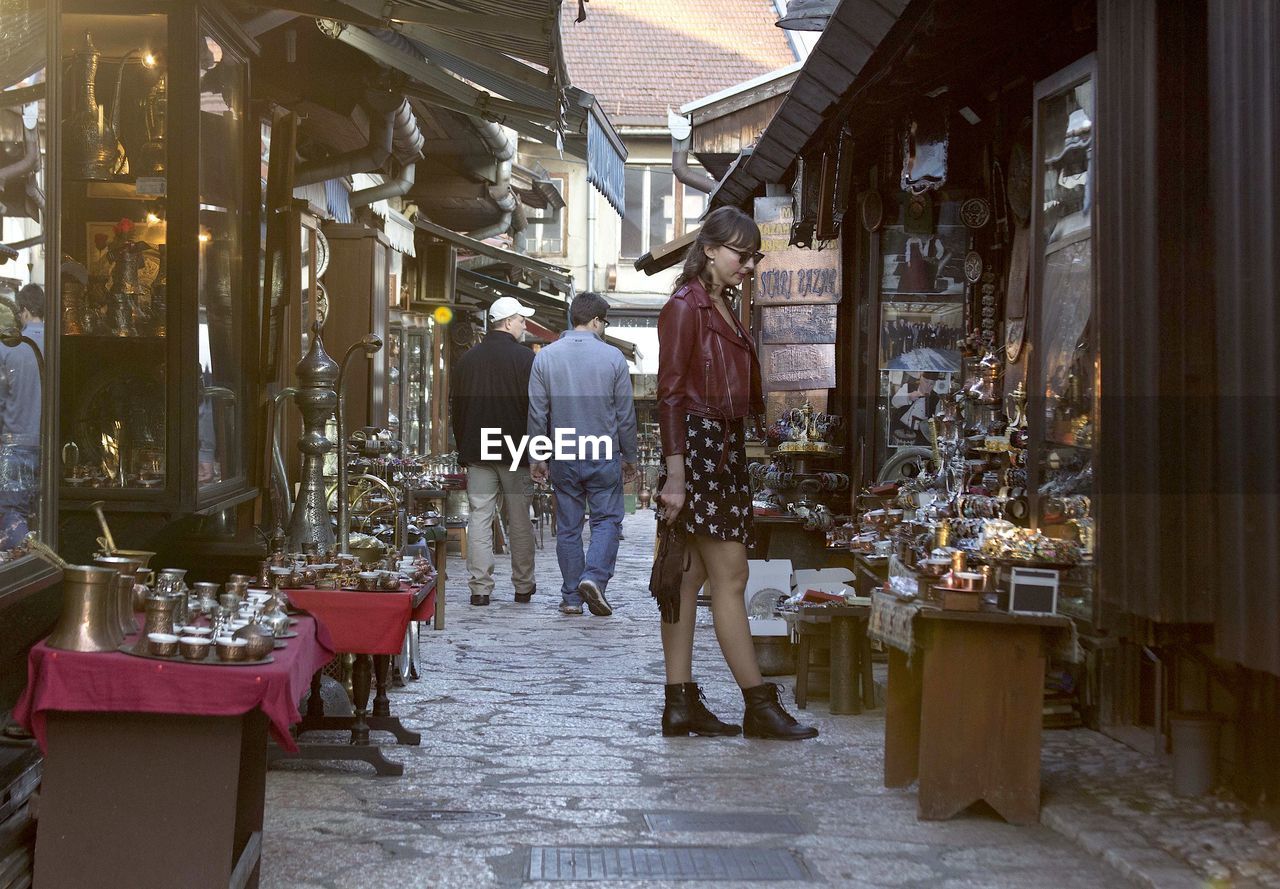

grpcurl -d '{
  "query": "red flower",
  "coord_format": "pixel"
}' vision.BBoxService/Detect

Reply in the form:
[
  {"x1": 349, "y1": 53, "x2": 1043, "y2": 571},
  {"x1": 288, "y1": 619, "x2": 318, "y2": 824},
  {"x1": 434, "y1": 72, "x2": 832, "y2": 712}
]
[
  {"x1": 93, "y1": 233, "x2": 109, "y2": 251},
  {"x1": 113, "y1": 217, "x2": 135, "y2": 237}
]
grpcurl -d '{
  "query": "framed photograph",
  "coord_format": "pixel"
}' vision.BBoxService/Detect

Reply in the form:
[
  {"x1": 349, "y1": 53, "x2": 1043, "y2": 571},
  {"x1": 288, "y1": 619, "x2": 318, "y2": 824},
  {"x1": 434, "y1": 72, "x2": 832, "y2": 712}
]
[
  {"x1": 880, "y1": 224, "x2": 968, "y2": 296},
  {"x1": 883, "y1": 370, "x2": 954, "y2": 448},
  {"x1": 879, "y1": 299, "x2": 963, "y2": 372},
  {"x1": 1008, "y1": 567, "x2": 1059, "y2": 614}
]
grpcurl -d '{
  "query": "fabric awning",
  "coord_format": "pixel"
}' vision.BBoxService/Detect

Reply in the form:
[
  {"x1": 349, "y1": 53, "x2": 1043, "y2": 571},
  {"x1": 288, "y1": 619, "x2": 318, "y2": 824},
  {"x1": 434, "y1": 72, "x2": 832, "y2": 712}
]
[{"x1": 565, "y1": 88, "x2": 628, "y2": 216}]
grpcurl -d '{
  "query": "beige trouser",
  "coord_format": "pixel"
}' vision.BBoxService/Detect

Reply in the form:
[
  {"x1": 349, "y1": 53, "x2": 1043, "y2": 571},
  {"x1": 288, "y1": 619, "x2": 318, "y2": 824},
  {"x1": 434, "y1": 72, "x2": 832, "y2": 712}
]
[{"x1": 465, "y1": 463, "x2": 536, "y2": 598}]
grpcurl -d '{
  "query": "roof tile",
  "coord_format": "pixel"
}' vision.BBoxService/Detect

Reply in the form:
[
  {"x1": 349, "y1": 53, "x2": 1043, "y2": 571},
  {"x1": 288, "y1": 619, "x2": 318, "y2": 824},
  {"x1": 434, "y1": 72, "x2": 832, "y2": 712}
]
[{"x1": 561, "y1": 0, "x2": 798, "y2": 127}]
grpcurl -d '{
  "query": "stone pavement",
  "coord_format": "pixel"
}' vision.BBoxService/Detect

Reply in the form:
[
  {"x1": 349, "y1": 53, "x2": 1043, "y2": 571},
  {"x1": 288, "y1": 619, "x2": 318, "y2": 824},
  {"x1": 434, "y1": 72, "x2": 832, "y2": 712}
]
[{"x1": 261, "y1": 511, "x2": 1256, "y2": 888}]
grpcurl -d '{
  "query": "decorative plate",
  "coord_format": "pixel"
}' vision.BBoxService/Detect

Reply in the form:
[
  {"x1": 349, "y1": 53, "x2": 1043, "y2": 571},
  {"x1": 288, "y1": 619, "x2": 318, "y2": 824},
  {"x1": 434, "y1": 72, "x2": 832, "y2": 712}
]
[
  {"x1": 964, "y1": 251, "x2": 983, "y2": 282},
  {"x1": 314, "y1": 281, "x2": 330, "y2": 327},
  {"x1": 1007, "y1": 120, "x2": 1034, "y2": 228},
  {"x1": 960, "y1": 197, "x2": 991, "y2": 229},
  {"x1": 314, "y1": 228, "x2": 330, "y2": 278},
  {"x1": 1005, "y1": 317, "x2": 1026, "y2": 362},
  {"x1": 860, "y1": 190, "x2": 884, "y2": 232}
]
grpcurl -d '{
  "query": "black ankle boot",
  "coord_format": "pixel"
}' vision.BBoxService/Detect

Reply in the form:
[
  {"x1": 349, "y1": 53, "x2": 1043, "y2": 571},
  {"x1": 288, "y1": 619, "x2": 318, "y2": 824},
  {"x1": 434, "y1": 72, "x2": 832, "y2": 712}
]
[
  {"x1": 662, "y1": 683, "x2": 742, "y2": 737},
  {"x1": 742, "y1": 683, "x2": 819, "y2": 740}
]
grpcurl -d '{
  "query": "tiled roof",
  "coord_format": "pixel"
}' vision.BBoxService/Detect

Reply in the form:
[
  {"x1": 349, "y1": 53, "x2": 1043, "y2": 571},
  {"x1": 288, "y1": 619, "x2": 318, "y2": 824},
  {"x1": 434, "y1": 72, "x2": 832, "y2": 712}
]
[{"x1": 561, "y1": 0, "x2": 798, "y2": 127}]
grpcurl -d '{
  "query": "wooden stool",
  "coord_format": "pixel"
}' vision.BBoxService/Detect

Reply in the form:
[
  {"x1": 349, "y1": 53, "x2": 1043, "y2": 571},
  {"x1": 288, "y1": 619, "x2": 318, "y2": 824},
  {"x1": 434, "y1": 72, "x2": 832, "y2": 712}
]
[
  {"x1": 795, "y1": 606, "x2": 876, "y2": 715},
  {"x1": 446, "y1": 525, "x2": 468, "y2": 559}
]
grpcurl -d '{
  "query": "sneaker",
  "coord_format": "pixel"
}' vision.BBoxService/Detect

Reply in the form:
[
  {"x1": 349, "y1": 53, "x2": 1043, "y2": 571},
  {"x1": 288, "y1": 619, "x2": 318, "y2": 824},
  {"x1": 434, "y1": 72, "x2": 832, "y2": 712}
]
[
  {"x1": 558, "y1": 602, "x2": 583, "y2": 615},
  {"x1": 578, "y1": 579, "x2": 613, "y2": 617},
  {"x1": 470, "y1": 593, "x2": 490, "y2": 606}
]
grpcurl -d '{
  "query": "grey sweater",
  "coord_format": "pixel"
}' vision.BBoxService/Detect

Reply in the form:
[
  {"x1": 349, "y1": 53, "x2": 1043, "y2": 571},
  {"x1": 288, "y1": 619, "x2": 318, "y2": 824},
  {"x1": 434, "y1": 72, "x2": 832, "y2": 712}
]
[{"x1": 527, "y1": 330, "x2": 637, "y2": 463}]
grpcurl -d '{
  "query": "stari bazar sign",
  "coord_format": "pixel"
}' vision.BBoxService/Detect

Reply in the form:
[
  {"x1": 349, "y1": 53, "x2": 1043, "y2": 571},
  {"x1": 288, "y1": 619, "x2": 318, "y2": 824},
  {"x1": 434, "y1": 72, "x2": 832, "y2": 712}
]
[{"x1": 752, "y1": 197, "x2": 842, "y2": 306}]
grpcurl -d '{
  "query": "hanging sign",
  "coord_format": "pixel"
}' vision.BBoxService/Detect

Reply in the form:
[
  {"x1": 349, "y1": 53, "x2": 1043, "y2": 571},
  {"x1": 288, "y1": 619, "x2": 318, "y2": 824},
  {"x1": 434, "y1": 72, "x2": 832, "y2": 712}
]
[{"x1": 753, "y1": 197, "x2": 842, "y2": 306}]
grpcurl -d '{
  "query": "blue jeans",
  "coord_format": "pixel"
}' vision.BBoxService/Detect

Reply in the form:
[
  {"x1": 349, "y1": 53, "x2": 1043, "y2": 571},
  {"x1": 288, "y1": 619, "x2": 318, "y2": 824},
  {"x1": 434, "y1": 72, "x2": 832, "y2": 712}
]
[{"x1": 549, "y1": 458, "x2": 623, "y2": 606}]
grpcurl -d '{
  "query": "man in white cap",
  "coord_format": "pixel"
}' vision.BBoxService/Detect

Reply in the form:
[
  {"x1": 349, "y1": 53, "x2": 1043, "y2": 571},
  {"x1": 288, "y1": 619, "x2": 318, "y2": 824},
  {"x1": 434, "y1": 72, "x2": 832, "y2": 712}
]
[{"x1": 450, "y1": 296, "x2": 538, "y2": 606}]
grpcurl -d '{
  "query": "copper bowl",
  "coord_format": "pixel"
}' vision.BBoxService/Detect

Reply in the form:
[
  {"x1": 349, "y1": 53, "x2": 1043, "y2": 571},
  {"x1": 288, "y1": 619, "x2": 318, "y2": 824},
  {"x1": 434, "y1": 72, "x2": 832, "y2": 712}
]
[
  {"x1": 214, "y1": 637, "x2": 249, "y2": 662},
  {"x1": 178, "y1": 637, "x2": 211, "y2": 661},
  {"x1": 232, "y1": 625, "x2": 274, "y2": 660},
  {"x1": 147, "y1": 633, "x2": 179, "y2": 657}
]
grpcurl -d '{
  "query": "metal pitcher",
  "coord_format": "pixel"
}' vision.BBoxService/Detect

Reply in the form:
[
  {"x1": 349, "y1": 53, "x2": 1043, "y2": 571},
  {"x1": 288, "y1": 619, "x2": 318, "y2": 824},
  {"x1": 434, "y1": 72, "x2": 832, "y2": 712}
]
[
  {"x1": 94, "y1": 554, "x2": 143, "y2": 639},
  {"x1": 46, "y1": 565, "x2": 122, "y2": 652},
  {"x1": 63, "y1": 32, "x2": 121, "y2": 181}
]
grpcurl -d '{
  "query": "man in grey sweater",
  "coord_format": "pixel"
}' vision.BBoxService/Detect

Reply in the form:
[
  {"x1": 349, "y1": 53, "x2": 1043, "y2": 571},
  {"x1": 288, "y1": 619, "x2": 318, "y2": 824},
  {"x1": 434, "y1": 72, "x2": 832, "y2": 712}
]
[{"x1": 528, "y1": 293, "x2": 637, "y2": 616}]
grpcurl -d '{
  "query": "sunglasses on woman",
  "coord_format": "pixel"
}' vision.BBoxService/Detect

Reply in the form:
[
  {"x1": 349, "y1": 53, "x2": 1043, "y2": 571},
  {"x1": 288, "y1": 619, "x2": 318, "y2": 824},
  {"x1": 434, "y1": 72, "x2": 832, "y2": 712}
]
[{"x1": 723, "y1": 245, "x2": 765, "y2": 265}]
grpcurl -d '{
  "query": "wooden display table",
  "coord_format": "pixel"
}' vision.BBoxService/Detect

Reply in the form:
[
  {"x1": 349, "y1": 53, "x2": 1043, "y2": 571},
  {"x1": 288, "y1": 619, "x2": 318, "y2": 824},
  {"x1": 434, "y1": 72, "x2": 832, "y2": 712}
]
[
  {"x1": 16, "y1": 617, "x2": 333, "y2": 889},
  {"x1": 273, "y1": 584, "x2": 434, "y2": 776},
  {"x1": 880, "y1": 606, "x2": 1073, "y2": 825}
]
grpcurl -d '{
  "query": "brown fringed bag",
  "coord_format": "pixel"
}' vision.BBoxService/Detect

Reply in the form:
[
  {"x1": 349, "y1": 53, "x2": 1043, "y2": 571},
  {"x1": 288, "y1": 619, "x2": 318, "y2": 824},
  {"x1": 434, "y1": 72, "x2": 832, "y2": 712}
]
[{"x1": 650, "y1": 517, "x2": 689, "y2": 624}]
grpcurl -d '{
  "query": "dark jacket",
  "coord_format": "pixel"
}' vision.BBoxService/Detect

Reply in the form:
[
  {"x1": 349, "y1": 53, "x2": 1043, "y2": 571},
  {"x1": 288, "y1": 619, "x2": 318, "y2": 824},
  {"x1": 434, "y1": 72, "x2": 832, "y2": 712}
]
[
  {"x1": 450, "y1": 330, "x2": 535, "y2": 465},
  {"x1": 656, "y1": 278, "x2": 763, "y2": 457}
]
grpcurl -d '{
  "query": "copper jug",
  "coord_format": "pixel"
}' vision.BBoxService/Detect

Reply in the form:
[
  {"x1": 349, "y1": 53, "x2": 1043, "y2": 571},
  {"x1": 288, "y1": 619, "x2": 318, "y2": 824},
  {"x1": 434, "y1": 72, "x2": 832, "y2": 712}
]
[
  {"x1": 94, "y1": 554, "x2": 142, "y2": 638},
  {"x1": 46, "y1": 565, "x2": 123, "y2": 652},
  {"x1": 63, "y1": 32, "x2": 121, "y2": 181}
]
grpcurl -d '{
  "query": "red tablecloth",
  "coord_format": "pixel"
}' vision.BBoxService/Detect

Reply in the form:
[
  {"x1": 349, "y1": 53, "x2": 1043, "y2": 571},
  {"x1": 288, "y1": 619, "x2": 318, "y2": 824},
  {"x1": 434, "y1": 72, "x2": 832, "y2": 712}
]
[
  {"x1": 285, "y1": 583, "x2": 434, "y2": 655},
  {"x1": 13, "y1": 616, "x2": 335, "y2": 754}
]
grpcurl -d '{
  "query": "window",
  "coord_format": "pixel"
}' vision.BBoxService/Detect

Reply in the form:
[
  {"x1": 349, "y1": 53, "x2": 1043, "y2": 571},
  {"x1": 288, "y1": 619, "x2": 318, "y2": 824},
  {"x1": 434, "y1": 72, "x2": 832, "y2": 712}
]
[
  {"x1": 529, "y1": 176, "x2": 566, "y2": 256},
  {"x1": 621, "y1": 164, "x2": 699, "y2": 259}
]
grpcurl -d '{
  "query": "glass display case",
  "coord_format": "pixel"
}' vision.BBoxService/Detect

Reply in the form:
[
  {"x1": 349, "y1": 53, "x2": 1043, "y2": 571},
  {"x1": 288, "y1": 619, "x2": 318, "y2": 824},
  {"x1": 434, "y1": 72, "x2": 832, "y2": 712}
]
[
  {"x1": 386, "y1": 315, "x2": 434, "y2": 457},
  {"x1": 0, "y1": 0, "x2": 60, "y2": 595},
  {"x1": 57, "y1": 3, "x2": 255, "y2": 513},
  {"x1": 1027, "y1": 55, "x2": 1098, "y2": 623}
]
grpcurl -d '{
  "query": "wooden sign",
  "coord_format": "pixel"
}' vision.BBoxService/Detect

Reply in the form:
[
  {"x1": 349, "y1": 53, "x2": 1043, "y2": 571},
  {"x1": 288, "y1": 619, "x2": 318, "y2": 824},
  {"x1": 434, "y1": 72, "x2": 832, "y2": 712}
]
[
  {"x1": 760, "y1": 304, "x2": 838, "y2": 344},
  {"x1": 753, "y1": 197, "x2": 842, "y2": 306},
  {"x1": 761, "y1": 343, "x2": 836, "y2": 390}
]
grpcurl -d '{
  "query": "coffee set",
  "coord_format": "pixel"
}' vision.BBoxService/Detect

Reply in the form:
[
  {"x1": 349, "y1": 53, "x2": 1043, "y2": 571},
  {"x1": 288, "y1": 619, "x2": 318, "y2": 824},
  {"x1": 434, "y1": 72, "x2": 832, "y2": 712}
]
[
  {"x1": 126, "y1": 573, "x2": 294, "y2": 666},
  {"x1": 253, "y1": 548, "x2": 433, "y2": 593}
]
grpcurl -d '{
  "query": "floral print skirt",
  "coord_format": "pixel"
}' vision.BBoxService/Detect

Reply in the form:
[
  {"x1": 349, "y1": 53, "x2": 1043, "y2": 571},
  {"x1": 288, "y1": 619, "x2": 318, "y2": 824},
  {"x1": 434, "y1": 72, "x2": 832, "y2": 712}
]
[{"x1": 658, "y1": 413, "x2": 755, "y2": 548}]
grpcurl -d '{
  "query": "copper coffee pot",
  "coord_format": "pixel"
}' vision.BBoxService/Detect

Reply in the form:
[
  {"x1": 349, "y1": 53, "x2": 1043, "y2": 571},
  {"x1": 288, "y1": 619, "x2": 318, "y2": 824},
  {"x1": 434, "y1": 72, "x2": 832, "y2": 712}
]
[{"x1": 46, "y1": 565, "x2": 122, "y2": 652}]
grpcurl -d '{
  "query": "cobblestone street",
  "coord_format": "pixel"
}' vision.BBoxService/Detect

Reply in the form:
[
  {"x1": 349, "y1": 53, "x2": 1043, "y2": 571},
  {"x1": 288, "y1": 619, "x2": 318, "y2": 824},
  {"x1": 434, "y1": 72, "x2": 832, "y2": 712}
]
[{"x1": 261, "y1": 511, "x2": 1197, "y2": 888}]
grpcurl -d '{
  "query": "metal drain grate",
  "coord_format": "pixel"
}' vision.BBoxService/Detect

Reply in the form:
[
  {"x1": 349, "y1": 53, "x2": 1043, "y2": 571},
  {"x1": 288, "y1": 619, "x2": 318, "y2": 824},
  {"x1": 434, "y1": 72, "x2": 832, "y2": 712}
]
[
  {"x1": 526, "y1": 846, "x2": 810, "y2": 881},
  {"x1": 369, "y1": 805, "x2": 504, "y2": 823},
  {"x1": 643, "y1": 812, "x2": 803, "y2": 834}
]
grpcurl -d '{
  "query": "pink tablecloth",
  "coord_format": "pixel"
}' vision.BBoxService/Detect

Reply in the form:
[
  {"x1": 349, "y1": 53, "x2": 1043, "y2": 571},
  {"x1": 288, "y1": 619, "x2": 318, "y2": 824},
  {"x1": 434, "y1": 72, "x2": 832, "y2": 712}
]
[
  {"x1": 285, "y1": 583, "x2": 434, "y2": 655},
  {"x1": 14, "y1": 616, "x2": 335, "y2": 754}
]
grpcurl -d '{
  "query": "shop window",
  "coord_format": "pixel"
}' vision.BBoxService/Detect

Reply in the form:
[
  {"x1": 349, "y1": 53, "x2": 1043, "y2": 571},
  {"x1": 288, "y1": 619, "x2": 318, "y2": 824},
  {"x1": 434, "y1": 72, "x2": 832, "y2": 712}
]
[
  {"x1": 529, "y1": 175, "x2": 566, "y2": 256},
  {"x1": 620, "y1": 164, "x2": 689, "y2": 259}
]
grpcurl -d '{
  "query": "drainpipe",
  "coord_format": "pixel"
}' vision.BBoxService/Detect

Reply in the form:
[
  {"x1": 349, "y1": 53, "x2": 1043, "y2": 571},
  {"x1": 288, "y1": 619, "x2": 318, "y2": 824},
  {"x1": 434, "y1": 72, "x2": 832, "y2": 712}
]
[
  {"x1": 669, "y1": 110, "x2": 716, "y2": 194},
  {"x1": 366, "y1": 28, "x2": 518, "y2": 237},
  {"x1": 586, "y1": 184, "x2": 596, "y2": 292},
  {"x1": 294, "y1": 90, "x2": 398, "y2": 187},
  {"x1": 349, "y1": 160, "x2": 416, "y2": 207}
]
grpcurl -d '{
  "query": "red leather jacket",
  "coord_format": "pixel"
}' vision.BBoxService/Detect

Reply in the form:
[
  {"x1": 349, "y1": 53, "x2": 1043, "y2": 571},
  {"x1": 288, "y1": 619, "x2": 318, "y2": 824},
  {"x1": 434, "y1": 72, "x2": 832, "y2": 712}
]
[{"x1": 657, "y1": 278, "x2": 764, "y2": 457}]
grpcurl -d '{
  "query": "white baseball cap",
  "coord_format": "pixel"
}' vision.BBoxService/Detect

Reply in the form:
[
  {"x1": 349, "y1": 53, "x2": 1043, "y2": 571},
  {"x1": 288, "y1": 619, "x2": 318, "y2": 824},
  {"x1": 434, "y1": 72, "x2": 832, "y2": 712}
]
[{"x1": 489, "y1": 296, "x2": 536, "y2": 322}]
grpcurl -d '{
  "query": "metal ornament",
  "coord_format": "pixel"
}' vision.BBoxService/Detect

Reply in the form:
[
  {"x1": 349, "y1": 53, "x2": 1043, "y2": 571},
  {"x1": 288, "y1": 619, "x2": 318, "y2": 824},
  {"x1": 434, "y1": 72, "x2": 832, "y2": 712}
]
[
  {"x1": 964, "y1": 251, "x2": 983, "y2": 283},
  {"x1": 63, "y1": 32, "x2": 122, "y2": 181},
  {"x1": 46, "y1": 565, "x2": 123, "y2": 652},
  {"x1": 286, "y1": 321, "x2": 339, "y2": 553},
  {"x1": 961, "y1": 198, "x2": 991, "y2": 229}
]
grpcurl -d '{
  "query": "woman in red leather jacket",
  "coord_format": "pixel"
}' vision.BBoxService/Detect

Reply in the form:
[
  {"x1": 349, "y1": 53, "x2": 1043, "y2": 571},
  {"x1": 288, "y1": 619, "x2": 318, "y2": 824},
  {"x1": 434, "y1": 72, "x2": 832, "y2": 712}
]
[{"x1": 654, "y1": 206, "x2": 817, "y2": 741}]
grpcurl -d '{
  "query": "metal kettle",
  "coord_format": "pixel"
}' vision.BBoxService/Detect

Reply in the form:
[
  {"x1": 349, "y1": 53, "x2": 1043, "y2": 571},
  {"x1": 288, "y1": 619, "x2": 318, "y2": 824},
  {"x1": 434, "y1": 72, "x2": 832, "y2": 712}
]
[{"x1": 46, "y1": 565, "x2": 123, "y2": 652}]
